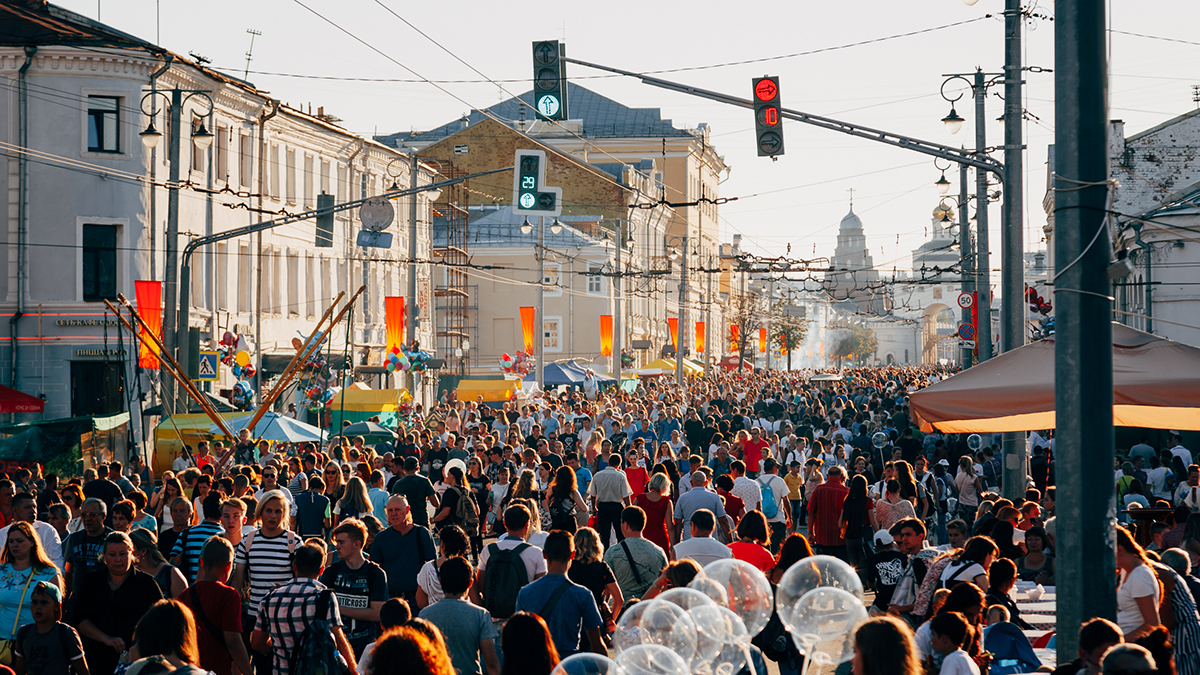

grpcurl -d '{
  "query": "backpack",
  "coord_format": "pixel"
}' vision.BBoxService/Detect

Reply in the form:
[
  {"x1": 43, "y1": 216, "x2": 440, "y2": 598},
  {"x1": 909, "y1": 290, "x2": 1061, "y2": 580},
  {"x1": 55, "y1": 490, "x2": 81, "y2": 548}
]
[
  {"x1": 453, "y1": 487, "x2": 479, "y2": 536},
  {"x1": 483, "y1": 542, "x2": 529, "y2": 619},
  {"x1": 758, "y1": 477, "x2": 779, "y2": 519},
  {"x1": 549, "y1": 495, "x2": 576, "y2": 529},
  {"x1": 752, "y1": 583, "x2": 800, "y2": 663},
  {"x1": 289, "y1": 589, "x2": 347, "y2": 675}
]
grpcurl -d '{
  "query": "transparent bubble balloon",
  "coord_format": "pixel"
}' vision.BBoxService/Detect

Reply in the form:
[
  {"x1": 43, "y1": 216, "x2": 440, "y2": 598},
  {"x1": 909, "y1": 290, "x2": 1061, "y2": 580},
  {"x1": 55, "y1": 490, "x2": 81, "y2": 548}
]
[
  {"x1": 690, "y1": 559, "x2": 773, "y2": 636},
  {"x1": 789, "y1": 587, "x2": 868, "y2": 665},
  {"x1": 551, "y1": 653, "x2": 617, "y2": 675},
  {"x1": 708, "y1": 607, "x2": 750, "y2": 675},
  {"x1": 684, "y1": 603, "x2": 731, "y2": 669},
  {"x1": 872, "y1": 431, "x2": 889, "y2": 449},
  {"x1": 687, "y1": 574, "x2": 730, "y2": 606},
  {"x1": 777, "y1": 555, "x2": 864, "y2": 636},
  {"x1": 658, "y1": 587, "x2": 716, "y2": 611},
  {"x1": 967, "y1": 433, "x2": 983, "y2": 451},
  {"x1": 614, "y1": 644, "x2": 690, "y2": 675},
  {"x1": 613, "y1": 599, "x2": 697, "y2": 664}
]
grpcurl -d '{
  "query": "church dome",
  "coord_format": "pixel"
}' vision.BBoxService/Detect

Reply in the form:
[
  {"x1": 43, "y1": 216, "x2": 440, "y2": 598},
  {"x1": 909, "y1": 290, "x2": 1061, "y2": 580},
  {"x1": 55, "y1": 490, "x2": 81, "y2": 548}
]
[{"x1": 840, "y1": 208, "x2": 863, "y2": 230}]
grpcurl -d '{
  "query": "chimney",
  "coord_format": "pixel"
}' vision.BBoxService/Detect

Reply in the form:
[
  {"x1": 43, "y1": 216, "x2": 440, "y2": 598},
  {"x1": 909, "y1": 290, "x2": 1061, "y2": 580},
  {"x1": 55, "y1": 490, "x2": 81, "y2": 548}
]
[{"x1": 732, "y1": 234, "x2": 742, "y2": 251}]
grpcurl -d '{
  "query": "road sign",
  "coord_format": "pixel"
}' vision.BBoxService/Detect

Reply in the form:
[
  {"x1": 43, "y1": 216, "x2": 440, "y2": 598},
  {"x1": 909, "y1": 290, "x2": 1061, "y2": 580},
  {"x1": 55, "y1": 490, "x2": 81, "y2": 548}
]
[
  {"x1": 958, "y1": 292, "x2": 975, "y2": 309},
  {"x1": 958, "y1": 323, "x2": 975, "y2": 340},
  {"x1": 196, "y1": 351, "x2": 220, "y2": 381},
  {"x1": 958, "y1": 339, "x2": 976, "y2": 349}
]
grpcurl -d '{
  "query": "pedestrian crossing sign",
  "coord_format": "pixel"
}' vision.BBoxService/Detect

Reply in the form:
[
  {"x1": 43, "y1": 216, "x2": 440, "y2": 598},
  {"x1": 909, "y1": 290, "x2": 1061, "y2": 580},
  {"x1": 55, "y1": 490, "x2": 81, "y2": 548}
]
[{"x1": 196, "y1": 351, "x2": 220, "y2": 381}]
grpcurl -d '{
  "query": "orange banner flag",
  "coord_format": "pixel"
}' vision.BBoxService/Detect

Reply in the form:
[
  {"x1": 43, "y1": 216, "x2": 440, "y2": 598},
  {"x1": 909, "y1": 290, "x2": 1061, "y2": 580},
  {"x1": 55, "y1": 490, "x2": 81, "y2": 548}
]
[
  {"x1": 599, "y1": 315, "x2": 613, "y2": 357},
  {"x1": 520, "y1": 307, "x2": 536, "y2": 353},
  {"x1": 730, "y1": 324, "x2": 739, "y2": 350},
  {"x1": 385, "y1": 297, "x2": 405, "y2": 354},
  {"x1": 667, "y1": 318, "x2": 678, "y2": 351},
  {"x1": 695, "y1": 322, "x2": 705, "y2": 354},
  {"x1": 759, "y1": 328, "x2": 767, "y2": 353},
  {"x1": 134, "y1": 280, "x2": 162, "y2": 369}
]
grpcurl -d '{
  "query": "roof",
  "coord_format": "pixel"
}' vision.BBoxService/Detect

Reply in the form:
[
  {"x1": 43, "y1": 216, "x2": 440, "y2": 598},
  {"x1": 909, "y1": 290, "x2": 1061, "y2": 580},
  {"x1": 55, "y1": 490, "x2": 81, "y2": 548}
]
[
  {"x1": 840, "y1": 207, "x2": 864, "y2": 232},
  {"x1": 376, "y1": 82, "x2": 695, "y2": 148},
  {"x1": 434, "y1": 205, "x2": 608, "y2": 249},
  {"x1": 1125, "y1": 108, "x2": 1200, "y2": 145},
  {"x1": 0, "y1": 0, "x2": 157, "y2": 51}
]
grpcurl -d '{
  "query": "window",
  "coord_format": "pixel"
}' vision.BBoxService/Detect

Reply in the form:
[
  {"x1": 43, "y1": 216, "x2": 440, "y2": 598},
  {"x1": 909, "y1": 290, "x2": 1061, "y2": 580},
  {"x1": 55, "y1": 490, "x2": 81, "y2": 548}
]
[
  {"x1": 587, "y1": 263, "x2": 605, "y2": 295},
  {"x1": 215, "y1": 125, "x2": 229, "y2": 180},
  {"x1": 542, "y1": 262, "x2": 561, "y2": 295},
  {"x1": 190, "y1": 116, "x2": 205, "y2": 172},
  {"x1": 337, "y1": 164, "x2": 348, "y2": 205},
  {"x1": 270, "y1": 144, "x2": 281, "y2": 198},
  {"x1": 288, "y1": 252, "x2": 299, "y2": 316},
  {"x1": 932, "y1": 287, "x2": 943, "y2": 300},
  {"x1": 321, "y1": 160, "x2": 331, "y2": 195},
  {"x1": 216, "y1": 243, "x2": 228, "y2": 310},
  {"x1": 286, "y1": 148, "x2": 296, "y2": 204},
  {"x1": 543, "y1": 316, "x2": 562, "y2": 352},
  {"x1": 304, "y1": 154, "x2": 314, "y2": 208},
  {"x1": 81, "y1": 224, "x2": 117, "y2": 301},
  {"x1": 238, "y1": 244, "x2": 252, "y2": 312},
  {"x1": 270, "y1": 249, "x2": 282, "y2": 314},
  {"x1": 87, "y1": 96, "x2": 120, "y2": 153},
  {"x1": 306, "y1": 256, "x2": 315, "y2": 318},
  {"x1": 239, "y1": 133, "x2": 252, "y2": 188}
]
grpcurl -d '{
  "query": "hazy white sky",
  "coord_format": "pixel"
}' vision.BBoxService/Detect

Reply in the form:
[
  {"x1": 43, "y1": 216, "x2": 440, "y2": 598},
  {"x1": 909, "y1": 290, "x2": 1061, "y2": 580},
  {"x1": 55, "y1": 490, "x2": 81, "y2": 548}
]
[{"x1": 59, "y1": 0, "x2": 1200, "y2": 275}]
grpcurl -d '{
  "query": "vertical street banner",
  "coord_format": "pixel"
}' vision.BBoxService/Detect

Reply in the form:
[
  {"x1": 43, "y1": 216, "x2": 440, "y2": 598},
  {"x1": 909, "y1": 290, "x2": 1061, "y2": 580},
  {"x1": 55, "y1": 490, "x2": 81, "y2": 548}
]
[
  {"x1": 759, "y1": 328, "x2": 767, "y2": 353},
  {"x1": 520, "y1": 307, "x2": 536, "y2": 353},
  {"x1": 667, "y1": 318, "x2": 679, "y2": 352},
  {"x1": 695, "y1": 322, "x2": 706, "y2": 354},
  {"x1": 134, "y1": 280, "x2": 162, "y2": 369},
  {"x1": 384, "y1": 296, "x2": 405, "y2": 354},
  {"x1": 599, "y1": 315, "x2": 613, "y2": 356},
  {"x1": 730, "y1": 325, "x2": 740, "y2": 351}
]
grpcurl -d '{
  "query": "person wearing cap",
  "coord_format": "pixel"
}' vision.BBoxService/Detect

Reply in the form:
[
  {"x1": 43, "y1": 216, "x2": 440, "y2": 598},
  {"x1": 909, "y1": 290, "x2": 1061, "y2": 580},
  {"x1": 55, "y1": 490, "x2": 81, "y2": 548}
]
[
  {"x1": 390, "y1": 457, "x2": 440, "y2": 530},
  {"x1": 865, "y1": 529, "x2": 906, "y2": 616},
  {"x1": 13, "y1": 580, "x2": 88, "y2": 675}
]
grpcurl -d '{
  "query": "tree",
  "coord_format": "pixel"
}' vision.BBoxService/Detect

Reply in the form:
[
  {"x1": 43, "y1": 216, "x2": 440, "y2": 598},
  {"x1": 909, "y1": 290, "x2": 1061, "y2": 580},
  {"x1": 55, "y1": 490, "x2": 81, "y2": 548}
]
[
  {"x1": 831, "y1": 324, "x2": 878, "y2": 367},
  {"x1": 728, "y1": 292, "x2": 764, "y2": 371},
  {"x1": 771, "y1": 309, "x2": 810, "y2": 371}
]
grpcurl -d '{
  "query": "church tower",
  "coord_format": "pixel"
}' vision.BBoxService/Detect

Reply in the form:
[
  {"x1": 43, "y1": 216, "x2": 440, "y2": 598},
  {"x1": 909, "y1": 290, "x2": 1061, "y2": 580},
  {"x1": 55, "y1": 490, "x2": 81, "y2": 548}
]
[{"x1": 826, "y1": 200, "x2": 884, "y2": 313}]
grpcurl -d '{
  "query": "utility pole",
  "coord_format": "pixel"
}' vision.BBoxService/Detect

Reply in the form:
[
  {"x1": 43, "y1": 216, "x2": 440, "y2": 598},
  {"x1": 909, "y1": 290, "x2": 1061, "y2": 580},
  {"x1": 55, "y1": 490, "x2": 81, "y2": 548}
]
[
  {"x1": 959, "y1": 162, "x2": 974, "y2": 368},
  {"x1": 705, "y1": 253, "x2": 713, "y2": 377},
  {"x1": 766, "y1": 276, "x2": 775, "y2": 371},
  {"x1": 1054, "y1": 0, "x2": 1114, "y2": 661},
  {"x1": 1001, "y1": 0, "x2": 1028, "y2": 501},
  {"x1": 613, "y1": 221, "x2": 623, "y2": 384},
  {"x1": 407, "y1": 153, "x2": 419, "y2": 398},
  {"x1": 537, "y1": 216, "x2": 545, "y2": 391},
  {"x1": 676, "y1": 236, "x2": 687, "y2": 387},
  {"x1": 162, "y1": 88, "x2": 183, "y2": 414},
  {"x1": 972, "y1": 70, "x2": 994, "y2": 365}
]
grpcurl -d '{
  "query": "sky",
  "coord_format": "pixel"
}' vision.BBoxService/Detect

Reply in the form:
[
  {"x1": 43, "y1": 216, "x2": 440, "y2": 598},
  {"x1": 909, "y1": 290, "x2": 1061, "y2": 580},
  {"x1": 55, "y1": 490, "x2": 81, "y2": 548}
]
[{"x1": 59, "y1": 0, "x2": 1200, "y2": 283}]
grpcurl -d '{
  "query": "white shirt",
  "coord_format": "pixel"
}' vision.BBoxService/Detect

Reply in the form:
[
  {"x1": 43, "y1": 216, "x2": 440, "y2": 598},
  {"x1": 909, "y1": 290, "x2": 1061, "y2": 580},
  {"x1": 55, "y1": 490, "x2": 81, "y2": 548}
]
[
  {"x1": 731, "y1": 476, "x2": 762, "y2": 513},
  {"x1": 673, "y1": 536, "x2": 732, "y2": 569},
  {"x1": 478, "y1": 533, "x2": 546, "y2": 583},
  {"x1": 172, "y1": 456, "x2": 191, "y2": 472},
  {"x1": 0, "y1": 520, "x2": 63, "y2": 572},
  {"x1": 1117, "y1": 564, "x2": 1161, "y2": 634},
  {"x1": 1145, "y1": 467, "x2": 1170, "y2": 499},
  {"x1": 1171, "y1": 445, "x2": 1193, "y2": 468},
  {"x1": 940, "y1": 649, "x2": 981, "y2": 675},
  {"x1": 756, "y1": 473, "x2": 790, "y2": 523}
]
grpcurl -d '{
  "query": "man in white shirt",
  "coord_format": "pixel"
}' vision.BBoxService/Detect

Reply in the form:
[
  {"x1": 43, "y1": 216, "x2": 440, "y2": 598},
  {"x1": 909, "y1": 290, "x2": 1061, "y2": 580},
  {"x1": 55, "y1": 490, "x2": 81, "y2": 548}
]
[
  {"x1": 472, "y1": 503, "x2": 546, "y2": 601},
  {"x1": 728, "y1": 460, "x2": 762, "y2": 514},
  {"x1": 756, "y1": 459, "x2": 792, "y2": 554},
  {"x1": 672, "y1": 509, "x2": 732, "y2": 568},
  {"x1": 1169, "y1": 431, "x2": 1193, "y2": 468}
]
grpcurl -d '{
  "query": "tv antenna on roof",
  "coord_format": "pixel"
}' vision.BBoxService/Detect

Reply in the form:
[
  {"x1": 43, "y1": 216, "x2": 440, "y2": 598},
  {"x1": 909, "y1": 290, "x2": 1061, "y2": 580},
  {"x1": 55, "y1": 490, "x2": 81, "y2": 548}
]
[{"x1": 244, "y1": 29, "x2": 262, "y2": 81}]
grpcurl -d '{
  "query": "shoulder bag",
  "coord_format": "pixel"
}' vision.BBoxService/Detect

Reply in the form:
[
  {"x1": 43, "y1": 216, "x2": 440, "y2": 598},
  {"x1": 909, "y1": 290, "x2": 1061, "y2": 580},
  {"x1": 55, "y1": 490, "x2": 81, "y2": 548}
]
[{"x1": 0, "y1": 569, "x2": 36, "y2": 664}]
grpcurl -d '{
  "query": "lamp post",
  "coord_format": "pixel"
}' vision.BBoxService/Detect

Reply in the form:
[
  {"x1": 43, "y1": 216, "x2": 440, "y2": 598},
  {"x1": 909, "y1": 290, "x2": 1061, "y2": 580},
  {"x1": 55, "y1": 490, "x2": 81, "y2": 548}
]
[
  {"x1": 523, "y1": 216, "x2": 563, "y2": 391},
  {"x1": 612, "y1": 221, "x2": 634, "y2": 385},
  {"x1": 666, "y1": 236, "x2": 689, "y2": 388},
  {"x1": 389, "y1": 155, "x2": 441, "y2": 400},
  {"x1": 140, "y1": 87, "x2": 213, "y2": 412}
]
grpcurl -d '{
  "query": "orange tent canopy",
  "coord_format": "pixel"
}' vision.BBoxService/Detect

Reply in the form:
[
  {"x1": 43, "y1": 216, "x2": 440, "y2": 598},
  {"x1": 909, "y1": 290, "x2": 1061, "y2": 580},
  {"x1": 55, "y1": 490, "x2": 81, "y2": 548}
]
[{"x1": 910, "y1": 323, "x2": 1200, "y2": 433}]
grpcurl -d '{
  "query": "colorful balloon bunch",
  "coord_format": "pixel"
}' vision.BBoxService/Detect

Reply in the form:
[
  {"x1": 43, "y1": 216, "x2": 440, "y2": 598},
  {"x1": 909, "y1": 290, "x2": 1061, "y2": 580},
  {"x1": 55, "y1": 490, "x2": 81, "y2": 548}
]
[
  {"x1": 389, "y1": 344, "x2": 434, "y2": 373},
  {"x1": 621, "y1": 350, "x2": 635, "y2": 368},
  {"x1": 305, "y1": 384, "x2": 338, "y2": 412},
  {"x1": 218, "y1": 331, "x2": 256, "y2": 379},
  {"x1": 230, "y1": 379, "x2": 255, "y2": 410},
  {"x1": 500, "y1": 351, "x2": 534, "y2": 376}
]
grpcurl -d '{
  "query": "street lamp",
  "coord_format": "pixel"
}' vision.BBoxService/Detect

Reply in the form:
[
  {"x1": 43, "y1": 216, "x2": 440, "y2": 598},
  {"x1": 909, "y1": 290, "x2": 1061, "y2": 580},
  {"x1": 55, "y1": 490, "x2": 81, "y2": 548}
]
[
  {"x1": 550, "y1": 218, "x2": 563, "y2": 235},
  {"x1": 941, "y1": 106, "x2": 965, "y2": 135},
  {"x1": 665, "y1": 234, "x2": 691, "y2": 387},
  {"x1": 935, "y1": 172, "x2": 951, "y2": 195},
  {"x1": 521, "y1": 217, "x2": 533, "y2": 235}
]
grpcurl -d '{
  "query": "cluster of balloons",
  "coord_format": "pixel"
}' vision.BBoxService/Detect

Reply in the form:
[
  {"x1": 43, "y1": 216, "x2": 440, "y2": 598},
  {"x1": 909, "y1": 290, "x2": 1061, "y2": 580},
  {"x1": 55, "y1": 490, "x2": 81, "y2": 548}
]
[
  {"x1": 305, "y1": 384, "x2": 340, "y2": 413},
  {"x1": 230, "y1": 379, "x2": 255, "y2": 411},
  {"x1": 620, "y1": 350, "x2": 635, "y2": 368},
  {"x1": 218, "y1": 331, "x2": 256, "y2": 380},
  {"x1": 556, "y1": 557, "x2": 868, "y2": 675},
  {"x1": 499, "y1": 351, "x2": 534, "y2": 376},
  {"x1": 385, "y1": 344, "x2": 434, "y2": 373}
]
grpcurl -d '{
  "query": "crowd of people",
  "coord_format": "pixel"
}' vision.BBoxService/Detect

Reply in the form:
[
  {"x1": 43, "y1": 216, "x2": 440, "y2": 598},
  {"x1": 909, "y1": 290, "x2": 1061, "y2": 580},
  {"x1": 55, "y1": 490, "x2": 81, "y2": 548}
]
[{"x1": 0, "y1": 365, "x2": 1195, "y2": 675}]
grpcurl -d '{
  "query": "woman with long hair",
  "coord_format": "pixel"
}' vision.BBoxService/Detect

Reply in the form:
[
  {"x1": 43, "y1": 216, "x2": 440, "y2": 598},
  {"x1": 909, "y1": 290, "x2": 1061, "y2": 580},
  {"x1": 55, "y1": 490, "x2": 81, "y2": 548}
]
[
  {"x1": 1116, "y1": 525, "x2": 1161, "y2": 640},
  {"x1": 940, "y1": 536, "x2": 998, "y2": 590},
  {"x1": 661, "y1": 460, "x2": 682, "y2": 502},
  {"x1": 989, "y1": 519, "x2": 1025, "y2": 560},
  {"x1": 415, "y1": 525, "x2": 469, "y2": 609},
  {"x1": 128, "y1": 491, "x2": 157, "y2": 533},
  {"x1": 954, "y1": 457, "x2": 984, "y2": 526},
  {"x1": 323, "y1": 460, "x2": 346, "y2": 505},
  {"x1": 635, "y1": 472, "x2": 675, "y2": 554},
  {"x1": 730, "y1": 511, "x2": 774, "y2": 572},
  {"x1": 708, "y1": 432, "x2": 725, "y2": 462},
  {"x1": 543, "y1": 465, "x2": 586, "y2": 533},
  {"x1": 569, "y1": 528, "x2": 623, "y2": 636},
  {"x1": 642, "y1": 559, "x2": 703, "y2": 600},
  {"x1": 853, "y1": 616, "x2": 922, "y2": 675},
  {"x1": 839, "y1": 474, "x2": 877, "y2": 579},
  {"x1": 75, "y1": 532, "x2": 165, "y2": 675},
  {"x1": 125, "y1": 599, "x2": 201, "y2": 667},
  {"x1": 61, "y1": 483, "x2": 86, "y2": 534},
  {"x1": 189, "y1": 475, "x2": 211, "y2": 525},
  {"x1": 130, "y1": 527, "x2": 187, "y2": 600},
  {"x1": 768, "y1": 533, "x2": 814, "y2": 585},
  {"x1": 335, "y1": 476, "x2": 372, "y2": 526},
  {"x1": 913, "y1": 581, "x2": 986, "y2": 662},
  {"x1": 584, "y1": 430, "x2": 606, "y2": 470},
  {"x1": 500, "y1": 612, "x2": 559, "y2": 675},
  {"x1": 893, "y1": 460, "x2": 921, "y2": 510},
  {"x1": 0, "y1": 521, "x2": 63, "y2": 641},
  {"x1": 368, "y1": 625, "x2": 455, "y2": 675}
]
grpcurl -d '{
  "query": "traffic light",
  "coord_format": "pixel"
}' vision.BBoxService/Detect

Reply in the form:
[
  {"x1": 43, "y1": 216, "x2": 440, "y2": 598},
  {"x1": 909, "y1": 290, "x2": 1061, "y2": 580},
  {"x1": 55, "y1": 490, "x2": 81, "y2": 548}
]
[
  {"x1": 511, "y1": 149, "x2": 562, "y2": 216},
  {"x1": 532, "y1": 40, "x2": 568, "y2": 121},
  {"x1": 752, "y1": 76, "x2": 784, "y2": 157},
  {"x1": 316, "y1": 192, "x2": 334, "y2": 247}
]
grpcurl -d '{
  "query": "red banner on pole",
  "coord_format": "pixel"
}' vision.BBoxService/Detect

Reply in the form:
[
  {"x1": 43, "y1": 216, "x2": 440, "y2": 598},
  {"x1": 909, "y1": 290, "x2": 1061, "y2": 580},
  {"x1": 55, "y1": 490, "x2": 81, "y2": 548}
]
[
  {"x1": 730, "y1": 325, "x2": 740, "y2": 350},
  {"x1": 520, "y1": 307, "x2": 536, "y2": 353},
  {"x1": 759, "y1": 328, "x2": 767, "y2": 353},
  {"x1": 667, "y1": 318, "x2": 679, "y2": 351},
  {"x1": 695, "y1": 322, "x2": 706, "y2": 354},
  {"x1": 134, "y1": 280, "x2": 162, "y2": 369},
  {"x1": 599, "y1": 315, "x2": 613, "y2": 357},
  {"x1": 385, "y1": 297, "x2": 405, "y2": 354}
]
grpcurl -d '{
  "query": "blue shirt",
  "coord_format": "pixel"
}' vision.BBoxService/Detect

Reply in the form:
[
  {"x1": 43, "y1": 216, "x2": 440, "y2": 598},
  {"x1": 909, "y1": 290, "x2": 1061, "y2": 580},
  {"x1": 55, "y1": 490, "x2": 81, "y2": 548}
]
[
  {"x1": 514, "y1": 573, "x2": 603, "y2": 657},
  {"x1": 574, "y1": 467, "x2": 593, "y2": 495}
]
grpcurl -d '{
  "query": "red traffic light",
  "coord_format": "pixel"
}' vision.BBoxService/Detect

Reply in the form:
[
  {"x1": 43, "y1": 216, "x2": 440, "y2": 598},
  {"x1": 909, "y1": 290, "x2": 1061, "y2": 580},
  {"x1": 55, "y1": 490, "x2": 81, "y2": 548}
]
[
  {"x1": 756, "y1": 106, "x2": 779, "y2": 127},
  {"x1": 754, "y1": 79, "x2": 778, "y2": 102}
]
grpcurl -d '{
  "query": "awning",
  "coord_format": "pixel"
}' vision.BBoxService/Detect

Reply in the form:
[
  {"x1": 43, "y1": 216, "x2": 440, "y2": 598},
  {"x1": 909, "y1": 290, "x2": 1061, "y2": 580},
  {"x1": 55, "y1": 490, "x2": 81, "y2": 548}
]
[
  {"x1": 0, "y1": 385, "x2": 44, "y2": 414},
  {"x1": 644, "y1": 358, "x2": 702, "y2": 377},
  {"x1": 457, "y1": 379, "x2": 521, "y2": 402},
  {"x1": 326, "y1": 387, "x2": 409, "y2": 411}
]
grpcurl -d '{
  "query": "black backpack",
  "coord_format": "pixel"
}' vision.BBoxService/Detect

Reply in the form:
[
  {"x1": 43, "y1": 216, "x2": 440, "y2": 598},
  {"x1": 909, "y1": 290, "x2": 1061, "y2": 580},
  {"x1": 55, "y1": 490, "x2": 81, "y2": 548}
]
[
  {"x1": 549, "y1": 495, "x2": 575, "y2": 529},
  {"x1": 752, "y1": 583, "x2": 800, "y2": 663},
  {"x1": 483, "y1": 543, "x2": 529, "y2": 619},
  {"x1": 289, "y1": 590, "x2": 347, "y2": 675}
]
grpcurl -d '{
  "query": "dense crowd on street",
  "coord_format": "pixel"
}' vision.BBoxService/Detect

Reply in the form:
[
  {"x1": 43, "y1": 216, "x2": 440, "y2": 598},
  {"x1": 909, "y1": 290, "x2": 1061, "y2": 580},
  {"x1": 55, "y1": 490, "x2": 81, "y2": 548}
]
[{"x1": 0, "y1": 365, "x2": 1196, "y2": 675}]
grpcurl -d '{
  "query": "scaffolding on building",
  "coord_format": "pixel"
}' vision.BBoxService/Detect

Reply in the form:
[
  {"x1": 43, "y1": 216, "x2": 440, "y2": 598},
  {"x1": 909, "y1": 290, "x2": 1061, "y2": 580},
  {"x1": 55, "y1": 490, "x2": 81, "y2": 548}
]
[{"x1": 432, "y1": 169, "x2": 470, "y2": 377}]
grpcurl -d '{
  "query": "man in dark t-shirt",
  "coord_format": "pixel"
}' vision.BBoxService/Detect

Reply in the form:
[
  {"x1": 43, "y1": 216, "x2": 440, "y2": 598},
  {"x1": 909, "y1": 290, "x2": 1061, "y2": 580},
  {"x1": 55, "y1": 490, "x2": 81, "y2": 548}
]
[
  {"x1": 391, "y1": 457, "x2": 439, "y2": 529},
  {"x1": 866, "y1": 531, "x2": 908, "y2": 613},
  {"x1": 321, "y1": 520, "x2": 388, "y2": 656},
  {"x1": 294, "y1": 478, "x2": 332, "y2": 538}
]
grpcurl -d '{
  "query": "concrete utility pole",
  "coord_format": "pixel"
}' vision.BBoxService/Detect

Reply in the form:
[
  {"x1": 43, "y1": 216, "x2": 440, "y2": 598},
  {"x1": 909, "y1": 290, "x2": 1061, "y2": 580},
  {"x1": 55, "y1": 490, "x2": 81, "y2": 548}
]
[
  {"x1": 162, "y1": 88, "x2": 183, "y2": 413},
  {"x1": 959, "y1": 163, "x2": 974, "y2": 368},
  {"x1": 971, "y1": 70, "x2": 994, "y2": 365},
  {"x1": 407, "y1": 153, "x2": 419, "y2": 396},
  {"x1": 613, "y1": 221, "x2": 623, "y2": 384},
  {"x1": 1000, "y1": 0, "x2": 1028, "y2": 501},
  {"x1": 1054, "y1": 0, "x2": 1114, "y2": 661},
  {"x1": 705, "y1": 252, "x2": 713, "y2": 377},
  {"x1": 766, "y1": 276, "x2": 775, "y2": 371},
  {"x1": 676, "y1": 236, "x2": 688, "y2": 387},
  {"x1": 536, "y1": 216, "x2": 545, "y2": 391}
]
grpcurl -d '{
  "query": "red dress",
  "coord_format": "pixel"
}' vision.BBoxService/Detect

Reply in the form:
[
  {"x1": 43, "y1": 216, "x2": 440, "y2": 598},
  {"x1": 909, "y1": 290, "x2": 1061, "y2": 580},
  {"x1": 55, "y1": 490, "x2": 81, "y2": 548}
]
[{"x1": 635, "y1": 492, "x2": 672, "y2": 552}]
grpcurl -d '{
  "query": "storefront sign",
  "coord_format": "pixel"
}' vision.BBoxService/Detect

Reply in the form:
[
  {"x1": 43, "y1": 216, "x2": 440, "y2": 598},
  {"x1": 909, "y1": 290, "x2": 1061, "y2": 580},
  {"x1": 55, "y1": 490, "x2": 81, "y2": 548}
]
[
  {"x1": 74, "y1": 349, "x2": 127, "y2": 357},
  {"x1": 56, "y1": 319, "x2": 119, "y2": 327}
]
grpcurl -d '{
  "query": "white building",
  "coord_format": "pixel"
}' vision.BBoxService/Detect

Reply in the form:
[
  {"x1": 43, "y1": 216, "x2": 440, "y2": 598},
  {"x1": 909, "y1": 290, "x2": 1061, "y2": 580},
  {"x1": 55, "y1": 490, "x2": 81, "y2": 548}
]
[{"x1": 1, "y1": 3, "x2": 439, "y2": 445}]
